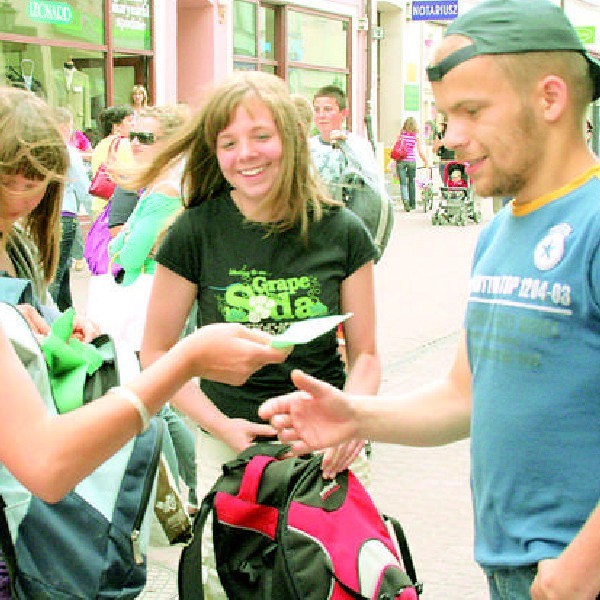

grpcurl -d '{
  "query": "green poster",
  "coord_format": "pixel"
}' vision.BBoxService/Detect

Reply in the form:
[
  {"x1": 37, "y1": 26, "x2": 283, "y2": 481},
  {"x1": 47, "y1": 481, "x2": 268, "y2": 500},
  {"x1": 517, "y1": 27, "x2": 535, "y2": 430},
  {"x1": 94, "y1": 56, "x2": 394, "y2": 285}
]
[{"x1": 404, "y1": 84, "x2": 420, "y2": 111}]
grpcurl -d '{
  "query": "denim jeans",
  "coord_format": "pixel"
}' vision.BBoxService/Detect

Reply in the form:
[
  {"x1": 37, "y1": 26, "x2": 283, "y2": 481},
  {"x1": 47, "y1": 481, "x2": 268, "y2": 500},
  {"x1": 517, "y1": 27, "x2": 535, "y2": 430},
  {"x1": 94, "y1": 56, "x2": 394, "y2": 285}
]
[
  {"x1": 49, "y1": 215, "x2": 77, "y2": 311},
  {"x1": 486, "y1": 564, "x2": 537, "y2": 599},
  {"x1": 159, "y1": 405, "x2": 198, "y2": 507},
  {"x1": 71, "y1": 219, "x2": 85, "y2": 260},
  {"x1": 396, "y1": 160, "x2": 417, "y2": 208}
]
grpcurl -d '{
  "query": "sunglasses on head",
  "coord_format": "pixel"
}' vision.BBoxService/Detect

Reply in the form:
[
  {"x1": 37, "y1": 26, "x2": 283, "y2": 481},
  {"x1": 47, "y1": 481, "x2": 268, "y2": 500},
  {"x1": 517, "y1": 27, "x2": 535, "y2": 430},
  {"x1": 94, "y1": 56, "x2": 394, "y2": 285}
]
[{"x1": 129, "y1": 131, "x2": 155, "y2": 145}]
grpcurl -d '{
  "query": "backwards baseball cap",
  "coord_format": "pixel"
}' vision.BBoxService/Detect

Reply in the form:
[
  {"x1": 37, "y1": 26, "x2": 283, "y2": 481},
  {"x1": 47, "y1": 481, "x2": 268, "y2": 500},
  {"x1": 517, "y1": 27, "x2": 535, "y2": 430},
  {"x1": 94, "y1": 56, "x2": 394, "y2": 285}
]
[{"x1": 426, "y1": 0, "x2": 600, "y2": 101}]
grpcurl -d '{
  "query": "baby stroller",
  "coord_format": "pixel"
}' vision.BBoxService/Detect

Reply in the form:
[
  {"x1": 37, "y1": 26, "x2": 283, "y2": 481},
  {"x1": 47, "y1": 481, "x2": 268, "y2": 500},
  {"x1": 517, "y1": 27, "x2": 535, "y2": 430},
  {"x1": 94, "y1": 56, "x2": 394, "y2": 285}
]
[{"x1": 431, "y1": 161, "x2": 481, "y2": 226}]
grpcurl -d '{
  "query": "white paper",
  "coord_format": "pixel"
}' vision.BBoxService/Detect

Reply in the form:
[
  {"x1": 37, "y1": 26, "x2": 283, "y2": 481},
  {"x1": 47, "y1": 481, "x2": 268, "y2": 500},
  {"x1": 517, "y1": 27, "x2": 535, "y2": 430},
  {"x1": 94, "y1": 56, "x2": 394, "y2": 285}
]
[{"x1": 270, "y1": 313, "x2": 353, "y2": 348}]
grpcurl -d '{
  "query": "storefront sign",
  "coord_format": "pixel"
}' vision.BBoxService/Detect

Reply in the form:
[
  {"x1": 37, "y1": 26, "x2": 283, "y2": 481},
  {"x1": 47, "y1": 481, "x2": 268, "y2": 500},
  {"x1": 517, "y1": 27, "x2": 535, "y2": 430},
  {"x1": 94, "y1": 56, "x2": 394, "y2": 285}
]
[
  {"x1": 112, "y1": 0, "x2": 152, "y2": 51},
  {"x1": 575, "y1": 26, "x2": 596, "y2": 45},
  {"x1": 28, "y1": 0, "x2": 73, "y2": 25},
  {"x1": 404, "y1": 83, "x2": 420, "y2": 111},
  {"x1": 112, "y1": 0, "x2": 150, "y2": 33},
  {"x1": 411, "y1": 1, "x2": 458, "y2": 21}
]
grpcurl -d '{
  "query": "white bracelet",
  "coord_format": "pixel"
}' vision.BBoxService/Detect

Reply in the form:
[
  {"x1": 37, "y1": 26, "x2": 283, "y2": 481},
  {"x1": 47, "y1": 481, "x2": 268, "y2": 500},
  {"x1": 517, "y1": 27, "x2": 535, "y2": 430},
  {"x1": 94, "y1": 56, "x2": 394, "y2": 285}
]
[{"x1": 109, "y1": 386, "x2": 151, "y2": 434}]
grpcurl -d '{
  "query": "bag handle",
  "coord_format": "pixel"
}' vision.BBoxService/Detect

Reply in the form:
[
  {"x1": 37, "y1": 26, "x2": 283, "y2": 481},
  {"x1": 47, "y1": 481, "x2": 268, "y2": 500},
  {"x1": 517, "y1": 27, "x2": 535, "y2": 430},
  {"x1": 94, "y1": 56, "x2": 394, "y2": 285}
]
[
  {"x1": 237, "y1": 455, "x2": 276, "y2": 503},
  {"x1": 106, "y1": 136, "x2": 122, "y2": 163}
]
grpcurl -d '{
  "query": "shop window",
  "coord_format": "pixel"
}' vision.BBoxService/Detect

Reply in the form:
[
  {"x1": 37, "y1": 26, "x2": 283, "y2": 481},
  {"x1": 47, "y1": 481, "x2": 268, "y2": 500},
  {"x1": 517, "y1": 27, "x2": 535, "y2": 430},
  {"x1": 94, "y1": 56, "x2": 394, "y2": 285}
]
[
  {"x1": 259, "y1": 6, "x2": 275, "y2": 60},
  {"x1": 0, "y1": 41, "x2": 104, "y2": 135},
  {"x1": 233, "y1": 0, "x2": 256, "y2": 58},
  {"x1": 287, "y1": 67, "x2": 347, "y2": 101},
  {"x1": 287, "y1": 11, "x2": 346, "y2": 69},
  {"x1": 233, "y1": 1, "x2": 349, "y2": 91},
  {"x1": 113, "y1": 53, "x2": 151, "y2": 106},
  {"x1": 0, "y1": 0, "x2": 103, "y2": 45}
]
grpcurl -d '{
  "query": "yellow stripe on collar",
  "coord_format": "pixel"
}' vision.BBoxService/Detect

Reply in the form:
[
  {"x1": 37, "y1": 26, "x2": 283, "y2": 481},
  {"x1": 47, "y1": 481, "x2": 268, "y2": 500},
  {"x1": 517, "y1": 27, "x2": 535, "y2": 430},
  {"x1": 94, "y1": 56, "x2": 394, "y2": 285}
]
[{"x1": 512, "y1": 164, "x2": 600, "y2": 217}]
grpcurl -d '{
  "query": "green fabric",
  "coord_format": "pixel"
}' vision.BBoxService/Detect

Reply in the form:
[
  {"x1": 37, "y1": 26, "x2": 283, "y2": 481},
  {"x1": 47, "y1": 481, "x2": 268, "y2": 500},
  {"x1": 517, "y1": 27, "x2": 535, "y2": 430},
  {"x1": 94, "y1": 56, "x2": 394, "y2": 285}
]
[
  {"x1": 109, "y1": 190, "x2": 182, "y2": 286},
  {"x1": 427, "y1": 0, "x2": 600, "y2": 100},
  {"x1": 40, "y1": 308, "x2": 104, "y2": 414}
]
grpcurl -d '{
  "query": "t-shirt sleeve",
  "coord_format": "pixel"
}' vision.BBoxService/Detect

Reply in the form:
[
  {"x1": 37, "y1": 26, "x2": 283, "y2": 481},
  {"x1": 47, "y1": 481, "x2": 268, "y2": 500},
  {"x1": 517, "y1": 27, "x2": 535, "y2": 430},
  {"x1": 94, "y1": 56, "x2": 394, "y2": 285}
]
[{"x1": 155, "y1": 209, "x2": 199, "y2": 283}]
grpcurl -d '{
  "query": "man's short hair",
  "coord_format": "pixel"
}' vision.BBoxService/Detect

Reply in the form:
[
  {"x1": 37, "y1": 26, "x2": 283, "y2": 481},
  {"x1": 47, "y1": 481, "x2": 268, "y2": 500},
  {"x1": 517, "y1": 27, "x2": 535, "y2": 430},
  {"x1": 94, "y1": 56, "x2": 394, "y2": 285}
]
[{"x1": 313, "y1": 85, "x2": 347, "y2": 111}]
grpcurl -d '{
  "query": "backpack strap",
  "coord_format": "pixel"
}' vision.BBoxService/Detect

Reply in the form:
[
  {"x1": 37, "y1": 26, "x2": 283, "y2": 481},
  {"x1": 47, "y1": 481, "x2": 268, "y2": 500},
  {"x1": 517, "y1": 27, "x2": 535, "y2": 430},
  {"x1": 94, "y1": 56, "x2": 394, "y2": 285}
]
[
  {"x1": 178, "y1": 492, "x2": 213, "y2": 600},
  {"x1": 385, "y1": 514, "x2": 423, "y2": 596}
]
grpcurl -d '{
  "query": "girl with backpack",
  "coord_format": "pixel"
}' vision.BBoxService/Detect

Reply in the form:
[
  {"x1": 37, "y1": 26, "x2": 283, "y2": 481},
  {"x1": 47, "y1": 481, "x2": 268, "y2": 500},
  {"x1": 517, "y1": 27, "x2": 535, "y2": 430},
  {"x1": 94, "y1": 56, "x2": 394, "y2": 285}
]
[{"x1": 138, "y1": 71, "x2": 381, "y2": 598}]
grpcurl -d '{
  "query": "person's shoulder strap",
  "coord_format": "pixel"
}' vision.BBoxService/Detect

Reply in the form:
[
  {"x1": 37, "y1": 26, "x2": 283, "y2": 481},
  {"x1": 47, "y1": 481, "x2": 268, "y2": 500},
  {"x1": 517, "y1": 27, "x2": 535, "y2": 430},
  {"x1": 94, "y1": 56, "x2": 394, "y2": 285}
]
[{"x1": 107, "y1": 136, "x2": 122, "y2": 160}]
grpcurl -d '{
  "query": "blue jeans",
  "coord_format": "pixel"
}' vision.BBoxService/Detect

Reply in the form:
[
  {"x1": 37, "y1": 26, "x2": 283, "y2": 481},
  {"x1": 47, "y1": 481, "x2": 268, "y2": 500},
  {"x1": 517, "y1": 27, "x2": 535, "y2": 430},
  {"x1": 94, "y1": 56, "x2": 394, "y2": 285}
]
[
  {"x1": 486, "y1": 564, "x2": 537, "y2": 599},
  {"x1": 71, "y1": 219, "x2": 84, "y2": 260},
  {"x1": 396, "y1": 160, "x2": 417, "y2": 208},
  {"x1": 159, "y1": 405, "x2": 198, "y2": 507},
  {"x1": 49, "y1": 215, "x2": 77, "y2": 311}
]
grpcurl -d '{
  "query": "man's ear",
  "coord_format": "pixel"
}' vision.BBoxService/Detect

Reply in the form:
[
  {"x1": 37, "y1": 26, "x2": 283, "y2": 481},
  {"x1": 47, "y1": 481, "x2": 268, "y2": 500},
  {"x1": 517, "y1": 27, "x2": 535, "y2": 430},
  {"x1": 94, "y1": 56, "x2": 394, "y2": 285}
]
[
  {"x1": 537, "y1": 75, "x2": 568, "y2": 124},
  {"x1": 340, "y1": 108, "x2": 349, "y2": 121}
]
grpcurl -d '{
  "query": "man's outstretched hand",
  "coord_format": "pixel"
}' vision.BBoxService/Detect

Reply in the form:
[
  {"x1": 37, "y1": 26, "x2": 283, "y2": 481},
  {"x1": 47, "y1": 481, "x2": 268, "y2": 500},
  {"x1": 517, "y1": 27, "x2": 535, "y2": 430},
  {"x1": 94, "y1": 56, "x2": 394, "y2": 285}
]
[{"x1": 259, "y1": 369, "x2": 359, "y2": 455}]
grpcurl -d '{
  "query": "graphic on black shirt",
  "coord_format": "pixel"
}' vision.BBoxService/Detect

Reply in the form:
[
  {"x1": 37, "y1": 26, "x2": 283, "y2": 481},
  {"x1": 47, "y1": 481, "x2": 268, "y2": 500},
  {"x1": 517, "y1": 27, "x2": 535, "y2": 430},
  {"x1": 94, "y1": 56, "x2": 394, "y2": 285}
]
[{"x1": 212, "y1": 265, "x2": 329, "y2": 335}]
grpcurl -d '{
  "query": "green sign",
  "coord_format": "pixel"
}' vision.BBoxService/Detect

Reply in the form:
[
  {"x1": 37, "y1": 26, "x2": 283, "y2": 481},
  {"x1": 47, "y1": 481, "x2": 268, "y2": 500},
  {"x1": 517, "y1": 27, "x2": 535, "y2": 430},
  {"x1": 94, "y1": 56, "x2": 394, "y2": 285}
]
[
  {"x1": 576, "y1": 26, "x2": 596, "y2": 44},
  {"x1": 404, "y1": 83, "x2": 420, "y2": 111},
  {"x1": 28, "y1": 0, "x2": 73, "y2": 24}
]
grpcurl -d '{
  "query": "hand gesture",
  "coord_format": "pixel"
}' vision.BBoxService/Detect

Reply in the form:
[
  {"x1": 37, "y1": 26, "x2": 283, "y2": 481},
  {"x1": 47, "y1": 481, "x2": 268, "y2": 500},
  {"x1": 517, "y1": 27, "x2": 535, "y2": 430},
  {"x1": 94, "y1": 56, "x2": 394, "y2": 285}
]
[
  {"x1": 16, "y1": 304, "x2": 50, "y2": 339},
  {"x1": 220, "y1": 418, "x2": 278, "y2": 455},
  {"x1": 71, "y1": 314, "x2": 101, "y2": 343},
  {"x1": 321, "y1": 439, "x2": 365, "y2": 479},
  {"x1": 187, "y1": 323, "x2": 290, "y2": 386},
  {"x1": 259, "y1": 369, "x2": 359, "y2": 455},
  {"x1": 330, "y1": 130, "x2": 347, "y2": 146}
]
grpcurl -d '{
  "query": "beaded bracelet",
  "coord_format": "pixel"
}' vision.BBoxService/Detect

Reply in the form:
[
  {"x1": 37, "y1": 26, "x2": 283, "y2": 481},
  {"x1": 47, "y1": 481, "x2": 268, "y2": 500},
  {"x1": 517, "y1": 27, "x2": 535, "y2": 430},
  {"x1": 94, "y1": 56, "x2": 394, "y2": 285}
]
[{"x1": 109, "y1": 386, "x2": 151, "y2": 434}]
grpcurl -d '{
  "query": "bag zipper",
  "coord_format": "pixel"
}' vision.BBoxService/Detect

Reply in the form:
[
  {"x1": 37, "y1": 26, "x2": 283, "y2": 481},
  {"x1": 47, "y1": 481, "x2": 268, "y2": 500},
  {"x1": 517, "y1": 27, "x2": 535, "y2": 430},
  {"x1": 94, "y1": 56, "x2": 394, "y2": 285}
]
[{"x1": 131, "y1": 417, "x2": 164, "y2": 564}]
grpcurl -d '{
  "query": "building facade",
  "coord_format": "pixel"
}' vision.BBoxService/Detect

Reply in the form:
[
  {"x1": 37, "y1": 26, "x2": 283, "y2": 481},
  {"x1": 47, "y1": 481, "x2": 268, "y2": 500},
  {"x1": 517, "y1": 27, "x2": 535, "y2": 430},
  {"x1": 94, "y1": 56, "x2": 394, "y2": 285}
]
[
  {"x1": 1, "y1": 0, "x2": 597, "y2": 153},
  {"x1": 0, "y1": 0, "x2": 375, "y2": 141}
]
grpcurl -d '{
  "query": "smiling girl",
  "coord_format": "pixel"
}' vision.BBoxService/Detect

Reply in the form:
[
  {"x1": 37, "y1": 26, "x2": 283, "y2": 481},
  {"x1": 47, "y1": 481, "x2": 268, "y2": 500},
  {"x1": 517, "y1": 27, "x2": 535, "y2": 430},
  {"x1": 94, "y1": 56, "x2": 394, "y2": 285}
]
[{"x1": 137, "y1": 72, "x2": 381, "y2": 597}]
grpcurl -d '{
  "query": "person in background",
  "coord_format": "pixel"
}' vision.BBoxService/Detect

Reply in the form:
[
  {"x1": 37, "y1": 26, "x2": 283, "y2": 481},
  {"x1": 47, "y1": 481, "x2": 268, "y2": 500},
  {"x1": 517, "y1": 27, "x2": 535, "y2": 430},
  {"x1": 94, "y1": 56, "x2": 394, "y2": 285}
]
[
  {"x1": 391, "y1": 117, "x2": 429, "y2": 212},
  {"x1": 260, "y1": 1, "x2": 600, "y2": 599},
  {"x1": 90, "y1": 105, "x2": 134, "y2": 220},
  {"x1": 291, "y1": 93, "x2": 314, "y2": 136},
  {"x1": 447, "y1": 167, "x2": 467, "y2": 188},
  {"x1": 309, "y1": 85, "x2": 386, "y2": 209},
  {"x1": 69, "y1": 126, "x2": 93, "y2": 272},
  {"x1": 138, "y1": 72, "x2": 380, "y2": 598},
  {"x1": 48, "y1": 107, "x2": 92, "y2": 311},
  {"x1": 131, "y1": 84, "x2": 149, "y2": 127}
]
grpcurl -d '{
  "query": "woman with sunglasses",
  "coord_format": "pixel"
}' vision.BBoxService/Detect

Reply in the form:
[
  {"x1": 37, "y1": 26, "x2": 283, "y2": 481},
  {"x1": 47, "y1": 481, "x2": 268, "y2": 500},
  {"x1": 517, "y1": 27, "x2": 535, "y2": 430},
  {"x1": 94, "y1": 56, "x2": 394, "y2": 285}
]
[
  {"x1": 107, "y1": 105, "x2": 200, "y2": 514},
  {"x1": 109, "y1": 105, "x2": 187, "y2": 287}
]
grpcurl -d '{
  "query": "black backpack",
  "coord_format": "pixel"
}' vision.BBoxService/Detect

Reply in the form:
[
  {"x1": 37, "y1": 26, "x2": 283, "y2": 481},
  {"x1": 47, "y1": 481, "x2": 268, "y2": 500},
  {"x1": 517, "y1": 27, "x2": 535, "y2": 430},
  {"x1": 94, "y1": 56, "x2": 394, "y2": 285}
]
[
  {"x1": 179, "y1": 443, "x2": 421, "y2": 599},
  {"x1": 334, "y1": 147, "x2": 394, "y2": 263}
]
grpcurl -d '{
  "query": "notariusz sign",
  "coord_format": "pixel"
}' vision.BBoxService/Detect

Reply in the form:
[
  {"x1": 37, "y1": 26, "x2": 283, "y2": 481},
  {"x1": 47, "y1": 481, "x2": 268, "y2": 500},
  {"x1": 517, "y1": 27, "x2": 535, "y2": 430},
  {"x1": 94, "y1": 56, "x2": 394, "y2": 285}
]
[{"x1": 412, "y1": 0, "x2": 459, "y2": 21}]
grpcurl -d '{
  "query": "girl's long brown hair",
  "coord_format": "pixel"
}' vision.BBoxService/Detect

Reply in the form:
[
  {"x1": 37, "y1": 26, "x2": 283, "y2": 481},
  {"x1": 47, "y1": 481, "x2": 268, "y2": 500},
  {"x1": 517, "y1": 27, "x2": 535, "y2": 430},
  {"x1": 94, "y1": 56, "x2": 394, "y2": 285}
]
[
  {"x1": 133, "y1": 72, "x2": 339, "y2": 238},
  {"x1": 0, "y1": 88, "x2": 67, "y2": 283}
]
